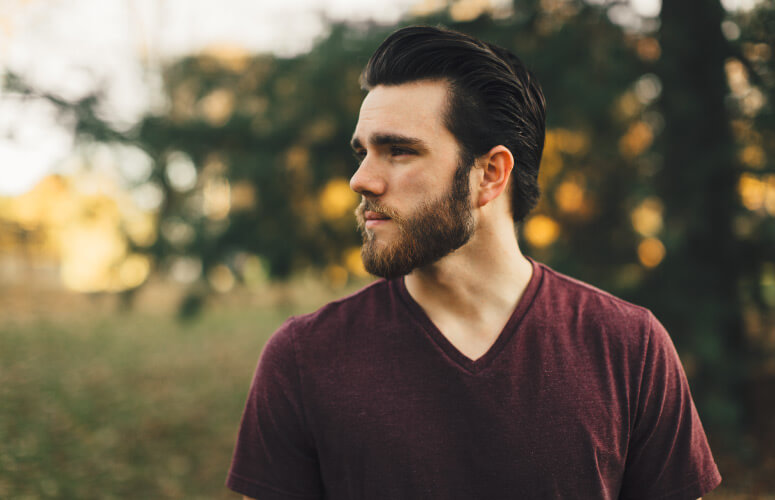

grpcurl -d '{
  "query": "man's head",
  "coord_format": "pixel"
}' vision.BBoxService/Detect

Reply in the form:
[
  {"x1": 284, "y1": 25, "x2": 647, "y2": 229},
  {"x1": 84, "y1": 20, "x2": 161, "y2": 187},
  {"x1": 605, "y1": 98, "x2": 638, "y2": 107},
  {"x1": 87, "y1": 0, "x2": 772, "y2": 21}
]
[
  {"x1": 360, "y1": 25, "x2": 546, "y2": 224},
  {"x1": 350, "y1": 25, "x2": 546, "y2": 279}
]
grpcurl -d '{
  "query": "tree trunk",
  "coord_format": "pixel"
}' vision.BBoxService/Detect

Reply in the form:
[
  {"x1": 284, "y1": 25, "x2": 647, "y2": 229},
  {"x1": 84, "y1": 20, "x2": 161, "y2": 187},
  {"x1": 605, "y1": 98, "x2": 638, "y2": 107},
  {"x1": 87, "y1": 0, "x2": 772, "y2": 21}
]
[{"x1": 655, "y1": 0, "x2": 749, "y2": 449}]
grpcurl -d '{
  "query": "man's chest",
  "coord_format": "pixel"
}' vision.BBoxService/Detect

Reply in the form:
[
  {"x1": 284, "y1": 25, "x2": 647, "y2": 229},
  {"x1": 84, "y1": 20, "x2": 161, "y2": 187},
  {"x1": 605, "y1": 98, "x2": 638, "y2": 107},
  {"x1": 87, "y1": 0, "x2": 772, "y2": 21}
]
[{"x1": 303, "y1": 349, "x2": 630, "y2": 499}]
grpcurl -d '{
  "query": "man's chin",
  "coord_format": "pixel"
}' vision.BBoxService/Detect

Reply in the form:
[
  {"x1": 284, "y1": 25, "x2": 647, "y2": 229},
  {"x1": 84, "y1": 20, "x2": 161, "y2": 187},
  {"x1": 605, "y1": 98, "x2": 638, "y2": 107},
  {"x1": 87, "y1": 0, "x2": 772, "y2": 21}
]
[
  {"x1": 363, "y1": 263, "x2": 412, "y2": 280},
  {"x1": 361, "y1": 242, "x2": 414, "y2": 279}
]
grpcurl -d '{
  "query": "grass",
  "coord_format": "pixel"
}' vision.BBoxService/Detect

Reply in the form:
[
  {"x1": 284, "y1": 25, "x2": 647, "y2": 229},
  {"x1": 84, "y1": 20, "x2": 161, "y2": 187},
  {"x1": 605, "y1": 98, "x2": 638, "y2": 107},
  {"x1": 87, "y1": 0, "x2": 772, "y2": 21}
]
[{"x1": 0, "y1": 306, "x2": 298, "y2": 499}]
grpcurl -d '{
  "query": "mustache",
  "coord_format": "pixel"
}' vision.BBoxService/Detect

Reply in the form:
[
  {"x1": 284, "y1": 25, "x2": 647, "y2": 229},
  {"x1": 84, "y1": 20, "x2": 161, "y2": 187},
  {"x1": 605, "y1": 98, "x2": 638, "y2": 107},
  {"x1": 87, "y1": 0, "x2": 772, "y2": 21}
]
[{"x1": 355, "y1": 199, "x2": 402, "y2": 222}]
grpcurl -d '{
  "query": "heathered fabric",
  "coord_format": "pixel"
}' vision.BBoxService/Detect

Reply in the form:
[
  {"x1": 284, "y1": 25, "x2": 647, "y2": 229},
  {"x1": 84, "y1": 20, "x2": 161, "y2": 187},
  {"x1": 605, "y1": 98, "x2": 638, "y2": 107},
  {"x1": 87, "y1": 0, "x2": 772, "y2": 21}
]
[{"x1": 227, "y1": 257, "x2": 721, "y2": 499}]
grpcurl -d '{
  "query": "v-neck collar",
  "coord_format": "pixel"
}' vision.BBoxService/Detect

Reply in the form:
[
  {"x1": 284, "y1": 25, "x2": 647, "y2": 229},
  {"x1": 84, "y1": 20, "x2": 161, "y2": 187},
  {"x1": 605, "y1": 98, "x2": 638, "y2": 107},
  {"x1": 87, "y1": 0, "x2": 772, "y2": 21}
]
[{"x1": 393, "y1": 255, "x2": 544, "y2": 375}]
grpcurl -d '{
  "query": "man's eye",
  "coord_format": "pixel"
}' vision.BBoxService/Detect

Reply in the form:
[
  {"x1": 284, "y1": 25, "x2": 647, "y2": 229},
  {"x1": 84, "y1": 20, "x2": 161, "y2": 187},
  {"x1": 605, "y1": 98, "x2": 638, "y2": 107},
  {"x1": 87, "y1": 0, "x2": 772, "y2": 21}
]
[{"x1": 390, "y1": 146, "x2": 415, "y2": 157}]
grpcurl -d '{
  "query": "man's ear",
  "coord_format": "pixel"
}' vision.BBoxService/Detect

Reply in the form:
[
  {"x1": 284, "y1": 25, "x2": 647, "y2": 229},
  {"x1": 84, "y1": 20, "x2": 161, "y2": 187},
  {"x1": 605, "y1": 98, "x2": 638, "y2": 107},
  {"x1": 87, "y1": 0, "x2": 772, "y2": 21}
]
[{"x1": 476, "y1": 145, "x2": 514, "y2": 208}]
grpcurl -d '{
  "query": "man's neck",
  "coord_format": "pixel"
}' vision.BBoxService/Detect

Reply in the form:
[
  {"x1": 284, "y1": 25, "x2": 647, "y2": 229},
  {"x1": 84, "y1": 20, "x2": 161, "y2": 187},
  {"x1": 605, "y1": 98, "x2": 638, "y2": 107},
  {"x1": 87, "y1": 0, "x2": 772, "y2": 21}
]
[{"x1": 403, "y1": 219, "x2": 533, "y2": 330}]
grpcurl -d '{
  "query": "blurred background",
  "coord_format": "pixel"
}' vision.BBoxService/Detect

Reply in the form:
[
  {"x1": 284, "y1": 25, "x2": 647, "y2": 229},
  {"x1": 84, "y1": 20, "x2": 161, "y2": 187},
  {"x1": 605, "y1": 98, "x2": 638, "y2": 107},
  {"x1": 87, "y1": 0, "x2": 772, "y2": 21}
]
[{"x1": 0, "y1": 0, "x2": 773, "y2": 497}]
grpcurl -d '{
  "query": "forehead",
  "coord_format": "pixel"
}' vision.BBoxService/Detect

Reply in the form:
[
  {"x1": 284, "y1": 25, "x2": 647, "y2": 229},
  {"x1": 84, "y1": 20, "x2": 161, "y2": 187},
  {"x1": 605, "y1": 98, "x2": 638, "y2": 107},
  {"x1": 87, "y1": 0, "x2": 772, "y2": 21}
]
[{"x1": 353, "y1": 80, "x2": 453, "y2": 145}]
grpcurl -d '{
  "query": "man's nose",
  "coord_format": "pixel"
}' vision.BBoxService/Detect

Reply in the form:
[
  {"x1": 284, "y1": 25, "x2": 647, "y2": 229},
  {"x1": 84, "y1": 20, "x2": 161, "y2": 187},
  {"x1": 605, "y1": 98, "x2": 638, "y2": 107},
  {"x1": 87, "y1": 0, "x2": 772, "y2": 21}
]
[{"x1": 349, "y1": 155, "x2": 386, "y2": 197}]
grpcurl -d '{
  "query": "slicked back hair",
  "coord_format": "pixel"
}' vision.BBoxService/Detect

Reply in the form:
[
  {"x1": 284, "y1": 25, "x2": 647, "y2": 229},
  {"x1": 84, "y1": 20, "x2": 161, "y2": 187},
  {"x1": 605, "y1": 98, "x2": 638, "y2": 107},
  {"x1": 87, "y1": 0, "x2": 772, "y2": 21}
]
[{"x1": 360, "y1": 25, "x2": 546, "y2": 224}]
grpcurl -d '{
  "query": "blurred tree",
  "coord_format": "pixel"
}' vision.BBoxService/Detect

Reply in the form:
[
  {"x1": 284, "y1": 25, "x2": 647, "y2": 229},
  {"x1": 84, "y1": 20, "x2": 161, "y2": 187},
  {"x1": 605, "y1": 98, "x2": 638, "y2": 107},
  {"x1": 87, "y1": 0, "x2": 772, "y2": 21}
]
[
  {"x1": 2, "y1": 4, "x2": 648, "y2": 309},
  {"x1": 650, "y1": 0, "x2": 746, "y2": 441},
  {"x1": 725, "y1": 0, "x2": 775, "y2": 453},
  {"x1": 131, "y1": 26, "x2": 399, "y2": 312}
]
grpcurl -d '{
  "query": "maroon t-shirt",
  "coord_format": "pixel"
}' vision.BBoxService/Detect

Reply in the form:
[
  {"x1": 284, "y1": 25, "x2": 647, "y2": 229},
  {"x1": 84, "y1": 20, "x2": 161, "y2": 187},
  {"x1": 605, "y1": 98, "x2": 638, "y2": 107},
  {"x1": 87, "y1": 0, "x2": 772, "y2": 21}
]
[{"x1": 227, "y1": 257, "x2": 721, "y2": 499}]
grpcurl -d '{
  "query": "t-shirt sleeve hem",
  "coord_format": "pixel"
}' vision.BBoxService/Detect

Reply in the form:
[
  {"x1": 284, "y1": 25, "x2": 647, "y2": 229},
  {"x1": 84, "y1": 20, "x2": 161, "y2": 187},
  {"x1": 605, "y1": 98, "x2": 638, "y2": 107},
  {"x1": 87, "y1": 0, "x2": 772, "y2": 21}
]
[
  {"x1": 226, "y1": 471, "x2": 321, "y2": 500},
  {"x1": 621, "y1": 468, "x2": 722, "y2": 500}
]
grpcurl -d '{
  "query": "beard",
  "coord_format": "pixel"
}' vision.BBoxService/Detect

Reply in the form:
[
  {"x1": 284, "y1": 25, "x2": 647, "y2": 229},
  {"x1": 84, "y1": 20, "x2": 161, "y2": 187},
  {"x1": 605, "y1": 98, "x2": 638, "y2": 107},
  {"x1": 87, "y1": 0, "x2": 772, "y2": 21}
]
[{"x1": 355, "y1": 157, "x2": 475, "y2": 279}]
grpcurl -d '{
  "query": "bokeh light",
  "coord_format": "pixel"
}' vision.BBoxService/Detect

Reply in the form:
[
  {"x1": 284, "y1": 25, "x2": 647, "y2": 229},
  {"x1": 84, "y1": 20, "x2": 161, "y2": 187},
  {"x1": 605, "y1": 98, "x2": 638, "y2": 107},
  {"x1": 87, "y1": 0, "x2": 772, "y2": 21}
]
[
  {"x1": 319, "y1": 178, "x2": 359, "y2": 221},
  {"x1": 637, "y1": 237, "x2": 665, "y2": 268},
  {"x1": 524, "y1": 214, "x2": 560, "y2": 248}
]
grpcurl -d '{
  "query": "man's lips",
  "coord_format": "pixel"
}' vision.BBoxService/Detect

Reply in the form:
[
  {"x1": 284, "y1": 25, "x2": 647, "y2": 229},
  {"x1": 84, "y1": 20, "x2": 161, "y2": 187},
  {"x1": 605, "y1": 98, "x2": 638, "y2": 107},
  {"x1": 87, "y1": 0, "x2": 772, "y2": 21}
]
[
  {"x1": 363, "y1": 210, "x2": 391, "y2": 228},
  {"x1": 364, "y1": 210, "x2": 390, "y2": 221}
]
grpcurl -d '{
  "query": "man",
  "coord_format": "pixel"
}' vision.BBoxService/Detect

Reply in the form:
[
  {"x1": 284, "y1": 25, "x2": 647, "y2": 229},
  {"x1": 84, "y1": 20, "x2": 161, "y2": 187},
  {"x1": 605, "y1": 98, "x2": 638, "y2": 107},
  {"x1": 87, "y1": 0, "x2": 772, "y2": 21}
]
[{"x1": 227, "y1": 25, "x2": 721, "y2": 499}]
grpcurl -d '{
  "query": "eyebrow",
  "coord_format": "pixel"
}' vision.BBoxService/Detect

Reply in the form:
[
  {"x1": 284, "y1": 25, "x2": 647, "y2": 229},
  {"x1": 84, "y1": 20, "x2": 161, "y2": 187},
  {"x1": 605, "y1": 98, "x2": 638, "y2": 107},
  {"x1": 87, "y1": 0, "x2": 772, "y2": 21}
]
[{"x1": 350, "y1": 133, "x2": 430, "y2": 152}]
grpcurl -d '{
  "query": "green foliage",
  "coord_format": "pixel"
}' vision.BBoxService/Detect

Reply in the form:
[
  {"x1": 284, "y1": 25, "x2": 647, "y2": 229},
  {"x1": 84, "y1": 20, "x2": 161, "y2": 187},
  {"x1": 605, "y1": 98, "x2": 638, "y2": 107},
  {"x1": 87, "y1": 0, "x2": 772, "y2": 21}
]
[{"x1": 135, "y1": 23, "x2": 397, "y2": 283}]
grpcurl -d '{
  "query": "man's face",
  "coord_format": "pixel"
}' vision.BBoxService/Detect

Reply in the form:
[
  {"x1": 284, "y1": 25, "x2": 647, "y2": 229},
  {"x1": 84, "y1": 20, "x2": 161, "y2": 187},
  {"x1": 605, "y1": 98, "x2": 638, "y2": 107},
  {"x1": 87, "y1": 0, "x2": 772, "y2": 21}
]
[{"x1": 349, "y1": 80, "x2": 476, "y2": 279}]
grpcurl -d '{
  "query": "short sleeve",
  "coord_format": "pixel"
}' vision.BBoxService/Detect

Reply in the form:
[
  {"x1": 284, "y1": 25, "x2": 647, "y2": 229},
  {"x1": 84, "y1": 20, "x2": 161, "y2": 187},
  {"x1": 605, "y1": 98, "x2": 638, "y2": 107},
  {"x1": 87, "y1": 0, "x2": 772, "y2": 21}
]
[
  {"x1": 226, "y1": 317, "x2": 323, "y2": 499},
  {"x1": 619, "y1": 312, "x2": 722, "y2": 500}
]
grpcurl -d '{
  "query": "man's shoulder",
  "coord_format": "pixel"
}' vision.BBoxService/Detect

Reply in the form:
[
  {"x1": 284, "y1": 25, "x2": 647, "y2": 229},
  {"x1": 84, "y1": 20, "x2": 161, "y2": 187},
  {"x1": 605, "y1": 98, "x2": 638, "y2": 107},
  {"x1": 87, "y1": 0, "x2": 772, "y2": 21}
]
[
  {"x1": 265, "y1": 278, "x2": 405, "y2": 366},
  {"x1": 278, "y1": 278, "x2": 395, "y2": 340},
  {"x1": 529, "y1": 260, "x2": 665, "y2": 366},
  {"x1": 534, "y1": 260, "x2": 654, "y2": 330}
]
